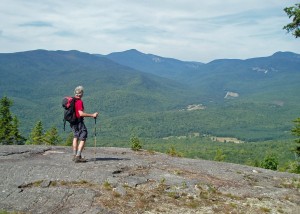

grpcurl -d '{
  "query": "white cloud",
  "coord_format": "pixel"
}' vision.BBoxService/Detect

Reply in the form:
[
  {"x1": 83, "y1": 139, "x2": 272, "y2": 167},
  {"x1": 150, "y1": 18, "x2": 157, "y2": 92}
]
[{"x1": 0, "y1": 0, "x2": 299, "y2": 62}]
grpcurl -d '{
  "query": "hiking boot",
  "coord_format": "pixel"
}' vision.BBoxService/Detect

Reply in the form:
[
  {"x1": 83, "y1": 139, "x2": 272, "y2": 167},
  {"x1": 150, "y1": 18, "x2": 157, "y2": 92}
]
[
  {"x1": 72, "y1": 155, "x2": 84, "y2": 161},
  {"x1": 74, "y1": 155, "x2": 87, "y2": 163}
]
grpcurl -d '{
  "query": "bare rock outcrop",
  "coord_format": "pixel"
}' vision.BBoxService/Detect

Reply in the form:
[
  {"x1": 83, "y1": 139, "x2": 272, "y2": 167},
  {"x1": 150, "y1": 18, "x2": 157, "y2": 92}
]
[
  {"x1": 224, "y1": 91, "x2": 239, "y2": 99},
  {"x1": 0, "y1": 145, "x2": 299, "y2": 214}
]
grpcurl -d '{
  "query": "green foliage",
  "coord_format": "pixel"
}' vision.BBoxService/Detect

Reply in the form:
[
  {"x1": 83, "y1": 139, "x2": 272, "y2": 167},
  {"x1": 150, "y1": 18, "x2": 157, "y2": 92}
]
[
  {"x1": 103, "y1": 180, "x2": 112, "y2": 190},
  {"x1": 0, "y1": 96, "x2": 25, "y2": 145},
  {"x1": 64, "y1": 132, "x2": 74, "y2": 146},
  {"x1": 130, "y1": 135, "x2": 142, "y2": 151},
  {"x1": 43, "y1": 126, "x2": 61, "y2": 145},
  {"x1": 260, "y1": 153, "x2": 279, "y2": 171},
  {"x1": 166, "y1": 146, "x2": 182, "y2": 157},
  {"x1": 0, "y1": 211, "x2": 11, "y2": 214},
  {"x1": 26, "y1": 121, "x2": 62, "y2": 145},
  {"x1": 26, "y1": 121, "x2": 44, "y2": 145},
  {"x1": 280, "y1": 161, "x2": 300, "y2": 174},
  {"x1": 98, "y1": 97, "x2": 300, "y2": 143},
  {"x1": 0, "y1": 96, "x2": 13, "y2": 143},
  {"x1": 214, "y1": 149, "x2": 226, "y2": 162},
  {"x1": 284, "y1": 3, "x2": 300, "y2": 38},
  {"x1": 136, "y1": 137, "x2": 296, "y2": 171},
  {"x1": 245, "y1": 158, "x2": 260, "y2": 167},
  {"x1": 1, "y1": 50, "x2": 300, "y2": 144},
  {"x1": 10, "y1": 116, "x2": 26, "y2": 144},
  {"x1": 291, "y1": 118, "x2": 300, "y2": 157}
]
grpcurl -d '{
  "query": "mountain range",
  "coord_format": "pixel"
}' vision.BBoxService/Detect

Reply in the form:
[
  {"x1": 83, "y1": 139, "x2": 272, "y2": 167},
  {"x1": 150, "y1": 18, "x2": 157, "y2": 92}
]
[
  {"x1": 106, "y1": 49, "x2": 300, "y2": 101},
  {"x1": 0, "y1": 49, "x2": 299, "y2": 142}
]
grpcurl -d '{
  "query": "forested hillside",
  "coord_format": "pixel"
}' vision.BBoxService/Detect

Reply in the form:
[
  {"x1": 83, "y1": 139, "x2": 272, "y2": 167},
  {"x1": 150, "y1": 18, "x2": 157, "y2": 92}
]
[
  {"x1": 0, "y1": 50, "x2": 198, "y2": 134},
  {"x1": 1, "y1": 49, "x2": 300, "y2": 141}
]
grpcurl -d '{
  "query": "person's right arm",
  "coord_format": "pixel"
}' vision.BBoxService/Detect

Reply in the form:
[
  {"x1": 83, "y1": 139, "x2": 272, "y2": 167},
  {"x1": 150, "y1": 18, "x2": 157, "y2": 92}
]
[{"x1": 78, "y1": 111, "x2": 98, "y2": 118}]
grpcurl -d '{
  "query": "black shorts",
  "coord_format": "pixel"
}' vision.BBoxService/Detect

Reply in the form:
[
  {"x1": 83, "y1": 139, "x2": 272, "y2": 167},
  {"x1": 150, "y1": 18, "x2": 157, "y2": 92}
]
[{"x1": 71, "y1": 121, "x2": 88, "y2": 141}]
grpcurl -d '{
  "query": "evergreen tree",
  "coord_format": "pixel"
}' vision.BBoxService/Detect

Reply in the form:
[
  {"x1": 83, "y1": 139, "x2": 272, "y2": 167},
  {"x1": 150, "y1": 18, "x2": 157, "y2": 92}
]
[
  {"x1": 291, "y1": 118, "x2": 300, "y2": 157},
  {"x1": 130, "y1": 135, "x2": 142, "y2": 151},
  {"x1": 0, "y1": 96, "x2": 13, "y2": 144},
  {"x1": 0, "y1": 96, "x2": 25, "y2": 145},
  {"x1": 284, "y1": 4, "x2": 300, "y2": 173},
  {"x1": 10, "y1": 116, "x2": 26, "y2": 145},
  {"x1": 284, "y1": 3, "x2": 300, "y2": 38},
  {"x1": 26, "y1": 121, "x2": 44, "y2": 145},
  {"x1": 64, "y1": 132, "x2": 74, "y2": 146},
  {"x1": 43, "y1": 126, "x2": 61, "y2": 145}
]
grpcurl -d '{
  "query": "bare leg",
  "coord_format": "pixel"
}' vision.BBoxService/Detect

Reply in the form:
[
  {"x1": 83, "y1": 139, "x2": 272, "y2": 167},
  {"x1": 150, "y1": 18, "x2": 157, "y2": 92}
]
[
  {"x1": 74, "y1": 140, "x2": 87, "y2": 162},
  {"x1": 73, "y1": 138, "x2": 78, "y2": 153},
  {"x1": 77, "y1": 140, "x2": 86, "y2": 155}
]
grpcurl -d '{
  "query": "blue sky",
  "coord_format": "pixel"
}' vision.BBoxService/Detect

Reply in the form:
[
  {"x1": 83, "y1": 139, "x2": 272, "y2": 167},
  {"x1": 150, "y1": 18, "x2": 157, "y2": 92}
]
[{"x1": 0, "y1": 0, "x2": 299, "y2": 62}]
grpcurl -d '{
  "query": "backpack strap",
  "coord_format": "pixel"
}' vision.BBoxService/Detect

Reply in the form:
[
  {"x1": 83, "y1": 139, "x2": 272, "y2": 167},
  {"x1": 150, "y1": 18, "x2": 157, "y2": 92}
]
[
  {"x1": 72, "y1": 96, "x2": 77, "y2": 120},
  {"x1": 63, "y1": 118, "x2": 66, "y2": 131}
]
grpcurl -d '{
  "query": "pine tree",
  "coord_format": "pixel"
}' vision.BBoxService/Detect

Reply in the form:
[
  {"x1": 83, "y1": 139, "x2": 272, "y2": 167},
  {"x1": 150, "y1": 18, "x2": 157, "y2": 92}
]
[
  {"x1": 291, "y1": 118, "x2": 300, "y2": 157},
  {"x1": 10, "y1": 116, "x2": 26, "y2": 145},
  {"x1": 284, "y1": 3, "x2": 300, "y2": 38},
  {"x1": 0, "y1": 96, "x2": 13, "y2": 144},
  {"x1": 0, "y1": 96, "x2": 25, "y2": 145},
  {"x1": 64, "y1": 132, "x2": 74, "y2": 146},
  {"x1": 27, "y1": 121, "x2": 44, "y2": 145},
  {"x1": 43, "y1": 126, "x2": 61, "y2": 145},
  {"x1": 130, "y1": 135, "x2": 142, "y2": 151}
]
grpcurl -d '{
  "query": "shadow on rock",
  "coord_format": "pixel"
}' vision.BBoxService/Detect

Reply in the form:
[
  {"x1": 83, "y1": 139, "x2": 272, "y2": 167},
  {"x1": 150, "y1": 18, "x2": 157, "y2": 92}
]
[{"x1": 88, "y1": 157, "x2": 130, "y2": 162}]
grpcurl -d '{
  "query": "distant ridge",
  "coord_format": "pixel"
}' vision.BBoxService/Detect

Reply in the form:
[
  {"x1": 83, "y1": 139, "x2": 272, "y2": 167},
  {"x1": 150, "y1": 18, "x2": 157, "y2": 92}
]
[
  {"x1": 104, "y1": 49, "x2": 300, "y2": 98},
  {"x1": 106, "y1": 49, "x2": 204, "y2": 78}
]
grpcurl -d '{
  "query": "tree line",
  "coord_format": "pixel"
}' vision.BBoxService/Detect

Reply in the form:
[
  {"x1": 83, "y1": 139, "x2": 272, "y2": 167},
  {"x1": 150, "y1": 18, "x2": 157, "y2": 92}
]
[{"x1": 0, "y1": 96, "x2": 63, "y2": 145}]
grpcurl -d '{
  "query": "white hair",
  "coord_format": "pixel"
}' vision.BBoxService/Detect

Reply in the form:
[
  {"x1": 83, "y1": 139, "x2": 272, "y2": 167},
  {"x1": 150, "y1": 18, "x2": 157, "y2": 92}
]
[{"x1": 74, "y1": 86, "x2": 84, "y2": 96}]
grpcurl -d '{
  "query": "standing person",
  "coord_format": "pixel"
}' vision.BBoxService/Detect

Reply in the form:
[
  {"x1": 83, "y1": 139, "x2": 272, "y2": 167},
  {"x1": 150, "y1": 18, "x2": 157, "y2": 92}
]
[{"x1": 71, "y1": 86, "x2": 98, "y2": 163}]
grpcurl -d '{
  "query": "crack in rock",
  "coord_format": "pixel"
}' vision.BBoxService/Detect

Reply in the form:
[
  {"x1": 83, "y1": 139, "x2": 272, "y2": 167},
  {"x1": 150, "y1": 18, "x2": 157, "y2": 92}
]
[{"x1": 0, "y1": 148, "x2": 51, "y2": 156}]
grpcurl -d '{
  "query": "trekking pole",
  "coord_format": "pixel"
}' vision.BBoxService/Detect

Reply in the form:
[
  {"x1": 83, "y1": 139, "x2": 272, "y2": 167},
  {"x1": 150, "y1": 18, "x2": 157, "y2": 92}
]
[{"x1": 94, "y1": 117, "x2": 97, "y2": 163}]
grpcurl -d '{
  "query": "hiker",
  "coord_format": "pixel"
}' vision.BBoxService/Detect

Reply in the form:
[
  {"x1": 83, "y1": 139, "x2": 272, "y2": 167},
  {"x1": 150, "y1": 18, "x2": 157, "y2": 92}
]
[{"x1": 71, "y1": 86, "x2": 98, "y2": 163}]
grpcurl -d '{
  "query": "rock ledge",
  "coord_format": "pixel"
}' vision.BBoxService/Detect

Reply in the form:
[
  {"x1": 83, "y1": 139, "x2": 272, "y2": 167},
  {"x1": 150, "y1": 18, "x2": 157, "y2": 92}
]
[{"x1": 0, "y1": 145, "x2": 299, "y2": 213}]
